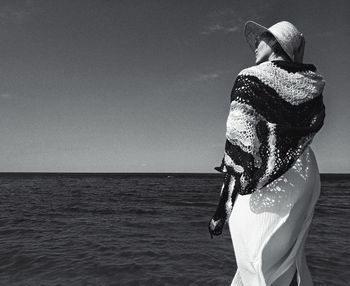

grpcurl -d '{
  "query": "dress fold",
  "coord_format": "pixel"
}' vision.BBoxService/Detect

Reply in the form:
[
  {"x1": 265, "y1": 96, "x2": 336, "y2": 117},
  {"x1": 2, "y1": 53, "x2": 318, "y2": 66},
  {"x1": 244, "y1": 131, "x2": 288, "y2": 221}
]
[{"x1": 229, "y1": 146, "x2": 320, "y2": 286}]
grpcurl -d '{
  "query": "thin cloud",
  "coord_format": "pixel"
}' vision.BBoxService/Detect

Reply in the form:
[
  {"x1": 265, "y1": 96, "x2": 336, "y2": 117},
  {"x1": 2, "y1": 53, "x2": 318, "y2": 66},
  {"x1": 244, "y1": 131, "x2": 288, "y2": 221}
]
[
  {"x1": 195, "y1": 72, "x2": 221, "y2": 81},
  {"x1": 200, "y1": 8, "x2": 244, "y2": 36},
  {"x1": 200, "y1": 24, "x2": 239, "y2": 35},
  {"x1": 0, "y1": 1, "x2": 40, "y2": 24},
  {"x1": 0, "y1": 93, "x2": 12, "y2": 99},
  {"x1": 201, "y1": 4, "x2": 272, "y2": 36},
  {"x1": 194, "y1": 69, "x2": 232, "y2": 81}
]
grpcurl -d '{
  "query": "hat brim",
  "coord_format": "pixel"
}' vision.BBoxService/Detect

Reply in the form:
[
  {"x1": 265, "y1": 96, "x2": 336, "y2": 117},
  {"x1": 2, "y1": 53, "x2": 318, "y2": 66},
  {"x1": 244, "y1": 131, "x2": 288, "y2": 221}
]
[{"x1": 244, "y1": 21, "x2": 270, "y2": 52}]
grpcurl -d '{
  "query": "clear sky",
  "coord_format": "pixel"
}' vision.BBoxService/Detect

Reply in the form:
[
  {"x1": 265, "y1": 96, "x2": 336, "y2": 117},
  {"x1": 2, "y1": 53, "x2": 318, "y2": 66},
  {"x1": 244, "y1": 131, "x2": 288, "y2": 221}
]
[{"x1": 0, "y1": 0, "x2": 349, "y2": 173}]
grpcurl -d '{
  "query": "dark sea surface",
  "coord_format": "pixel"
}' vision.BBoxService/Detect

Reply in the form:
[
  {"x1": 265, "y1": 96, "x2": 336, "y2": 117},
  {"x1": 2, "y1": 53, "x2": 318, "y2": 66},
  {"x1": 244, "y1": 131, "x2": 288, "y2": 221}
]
[{"x1": 0, "y1": 173, "x2": 349, "y2": 286}]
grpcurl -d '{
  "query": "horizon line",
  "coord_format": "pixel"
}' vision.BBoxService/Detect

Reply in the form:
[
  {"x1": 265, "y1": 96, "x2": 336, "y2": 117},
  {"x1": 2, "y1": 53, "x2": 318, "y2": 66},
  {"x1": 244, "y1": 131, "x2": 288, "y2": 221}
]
[{"x1": 0, "y1": 172, "x2": 348, "y2": 176}]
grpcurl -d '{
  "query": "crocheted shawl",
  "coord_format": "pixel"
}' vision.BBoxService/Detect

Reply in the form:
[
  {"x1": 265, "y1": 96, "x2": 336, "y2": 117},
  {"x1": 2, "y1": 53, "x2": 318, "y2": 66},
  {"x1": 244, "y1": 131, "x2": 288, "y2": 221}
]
[{"x1": 210, "y1": 60, "x2": 326, "y2": 232}]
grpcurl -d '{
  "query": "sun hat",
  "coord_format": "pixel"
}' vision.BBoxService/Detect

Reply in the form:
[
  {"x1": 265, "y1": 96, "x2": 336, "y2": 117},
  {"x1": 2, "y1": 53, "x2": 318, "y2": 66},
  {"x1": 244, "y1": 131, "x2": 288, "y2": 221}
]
[{"x1": 244, "y1": 20, "x2": 305, "y2": 63}]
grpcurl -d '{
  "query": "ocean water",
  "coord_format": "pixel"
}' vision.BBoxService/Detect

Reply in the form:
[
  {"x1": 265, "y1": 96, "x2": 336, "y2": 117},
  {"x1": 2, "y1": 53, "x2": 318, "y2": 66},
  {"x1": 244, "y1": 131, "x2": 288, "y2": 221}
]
[{"x1": 0, "y1": 173, "x2": 349, "y2": 286}]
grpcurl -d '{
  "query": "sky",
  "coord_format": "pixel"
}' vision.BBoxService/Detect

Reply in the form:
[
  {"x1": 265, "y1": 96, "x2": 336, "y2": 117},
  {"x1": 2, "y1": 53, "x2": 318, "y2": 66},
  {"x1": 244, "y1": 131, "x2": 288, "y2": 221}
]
[{"x1": 0, "y1": 0, "x2": 349, "y2": 173}]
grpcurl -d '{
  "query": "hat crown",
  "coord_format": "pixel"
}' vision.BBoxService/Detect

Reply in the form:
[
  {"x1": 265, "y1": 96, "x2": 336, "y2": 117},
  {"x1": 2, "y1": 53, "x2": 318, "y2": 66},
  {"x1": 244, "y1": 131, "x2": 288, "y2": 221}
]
[
  {"x1": 268, "y1": 21, "x2": 303, "y2": 60},
  {"x1": 244, "y1": 20, "x2": 306, "y2": 63}
]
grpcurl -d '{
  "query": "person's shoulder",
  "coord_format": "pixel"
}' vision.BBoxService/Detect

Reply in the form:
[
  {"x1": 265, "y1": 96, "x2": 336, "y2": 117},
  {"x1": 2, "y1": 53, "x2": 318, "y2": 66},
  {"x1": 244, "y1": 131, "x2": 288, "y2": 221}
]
[
  {"x1": 230, "y1": 64, "x2": 269, "y2": 92},
  {"x1": 232, "y1": 62, "x2": 272, "y2": 88},
  {"x1": 237, "y1": 65, "x2": 257, "y2": 76},
  {"x1": 237, "y1": 62, "x2": 272, "y2": 77}
]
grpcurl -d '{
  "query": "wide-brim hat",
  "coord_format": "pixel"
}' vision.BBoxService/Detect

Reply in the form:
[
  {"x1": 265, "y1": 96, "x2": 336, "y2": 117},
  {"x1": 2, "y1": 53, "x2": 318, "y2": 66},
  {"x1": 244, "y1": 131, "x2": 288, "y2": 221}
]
[{"x1": 244, "y1": 20, "x2": 305, "y2": 63}]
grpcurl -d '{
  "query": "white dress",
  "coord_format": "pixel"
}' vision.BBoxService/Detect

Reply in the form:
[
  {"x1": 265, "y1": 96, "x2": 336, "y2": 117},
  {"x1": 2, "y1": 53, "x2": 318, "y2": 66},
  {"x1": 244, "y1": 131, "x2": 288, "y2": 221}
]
[{"x1": 228, "y1": 145, "x2": 320, "y2": 286}]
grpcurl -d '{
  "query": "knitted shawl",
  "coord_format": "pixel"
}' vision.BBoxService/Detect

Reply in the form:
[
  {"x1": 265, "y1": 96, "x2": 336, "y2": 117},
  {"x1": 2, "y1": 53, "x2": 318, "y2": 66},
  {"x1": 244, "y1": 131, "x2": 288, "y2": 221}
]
[{"x1": 209, "y1": 60, "x2": 326, "y2": 236}]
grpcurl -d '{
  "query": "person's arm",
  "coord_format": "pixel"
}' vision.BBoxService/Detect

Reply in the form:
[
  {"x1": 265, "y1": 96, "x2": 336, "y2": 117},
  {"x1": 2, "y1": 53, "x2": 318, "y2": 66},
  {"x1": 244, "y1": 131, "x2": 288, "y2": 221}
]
[
  {"x1": 208, "y1": 172, "x2": 237, "y2": 239},
  {"x1": 208, "y1": 74, "x2": 261, "y2": 238}
]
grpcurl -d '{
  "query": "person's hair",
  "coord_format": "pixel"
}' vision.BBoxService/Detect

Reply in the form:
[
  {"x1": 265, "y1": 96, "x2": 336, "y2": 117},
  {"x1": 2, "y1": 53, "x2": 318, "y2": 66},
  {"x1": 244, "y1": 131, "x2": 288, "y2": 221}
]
[{"x1": 259, "y1": 31, "x2": 292, "y2": 62}]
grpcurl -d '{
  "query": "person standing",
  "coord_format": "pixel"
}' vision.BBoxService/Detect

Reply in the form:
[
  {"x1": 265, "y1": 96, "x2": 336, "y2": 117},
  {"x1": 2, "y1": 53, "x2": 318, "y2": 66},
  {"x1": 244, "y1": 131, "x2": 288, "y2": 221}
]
[{"x1": 208, "y1": 21, "x2": 326, "y2": 286}]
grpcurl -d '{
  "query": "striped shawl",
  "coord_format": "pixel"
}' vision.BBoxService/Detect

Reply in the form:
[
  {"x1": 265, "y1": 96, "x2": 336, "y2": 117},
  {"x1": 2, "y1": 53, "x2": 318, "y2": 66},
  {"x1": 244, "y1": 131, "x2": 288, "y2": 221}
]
[{"x1": 209, "y1": 60, "x2": 326, "y2": 237}]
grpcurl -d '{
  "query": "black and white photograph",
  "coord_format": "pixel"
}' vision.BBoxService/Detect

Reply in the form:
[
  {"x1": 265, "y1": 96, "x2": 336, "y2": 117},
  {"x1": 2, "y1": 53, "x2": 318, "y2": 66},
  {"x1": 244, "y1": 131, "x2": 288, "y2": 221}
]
[{"x1": 0, "y1": 0, "x2": 349, "y2": 285}]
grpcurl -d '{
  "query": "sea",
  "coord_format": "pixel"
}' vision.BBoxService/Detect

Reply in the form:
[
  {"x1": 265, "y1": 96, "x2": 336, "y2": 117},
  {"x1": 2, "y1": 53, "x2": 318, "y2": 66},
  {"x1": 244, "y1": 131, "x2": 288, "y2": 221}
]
[{"x1": 0, "y1": 173, "x2": 349, "y2": 286}]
